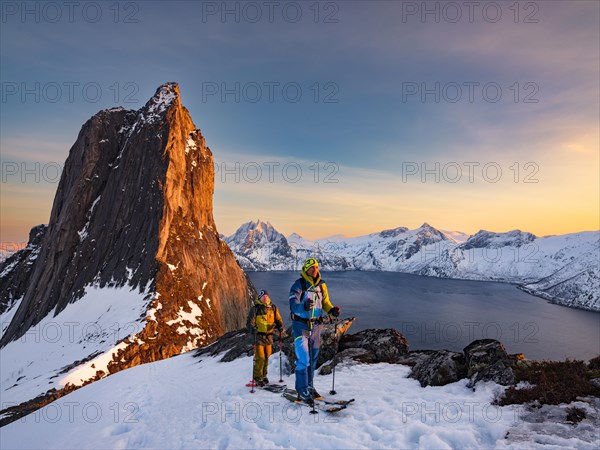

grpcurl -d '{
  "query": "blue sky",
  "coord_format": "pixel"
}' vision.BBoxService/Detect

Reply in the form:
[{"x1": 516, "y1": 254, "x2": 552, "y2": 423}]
[{"x1": 1, "y1": 0, "x2": 599, "y2": 245}]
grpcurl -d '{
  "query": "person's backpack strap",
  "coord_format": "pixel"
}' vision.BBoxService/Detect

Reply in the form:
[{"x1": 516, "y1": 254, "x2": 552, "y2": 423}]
[
  {"x1": 299, "y1": 277, "x2": 307, "y2": 293},
  {"x1": 290, "y1": 277, "x2": 307, "y2": 322}
]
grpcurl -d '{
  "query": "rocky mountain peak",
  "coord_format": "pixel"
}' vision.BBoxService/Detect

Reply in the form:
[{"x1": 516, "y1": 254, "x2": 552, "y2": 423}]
[
  {"x1": 224, "y1": 220, "x2": 295, "y2": 271},
  {"x1": 417, "y1": 222, "x2": 445, "y2": 239},
  {"x1": 0, "y1": 84, "x2": 255, "y2": 412},
  {"x1": 229, "y1": 219, "x2": 285, "y2": 246}
]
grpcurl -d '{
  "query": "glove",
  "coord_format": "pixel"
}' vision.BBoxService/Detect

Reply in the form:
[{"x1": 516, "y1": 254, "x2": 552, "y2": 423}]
[
  {"x1": 278, "y1": 328, "x2": 287, "y2": 338},
  {"x1": 303, "y1": 299, "x2": 314, "y2": 311},
  {"x1": 329, "y1": 306, "x2": 340, "y2": 317}
]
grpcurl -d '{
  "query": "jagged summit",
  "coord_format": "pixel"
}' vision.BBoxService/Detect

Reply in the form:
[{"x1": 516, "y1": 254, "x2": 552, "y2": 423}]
[
  {"x1": 139, "y1": 82, "x2": 181, "y2": 125},
  {"x1": 149, "y1": 82, "x2": 179, "y2": 106},
  {"x1": 0, "y1": 84, "x2": 254, "y2": 411},
  {"x1": 224, "y1": 220, "x2": 293, "y2": 270},
  {"x1": 229, "y1": 219, "x2": 281, "y2": 242}
]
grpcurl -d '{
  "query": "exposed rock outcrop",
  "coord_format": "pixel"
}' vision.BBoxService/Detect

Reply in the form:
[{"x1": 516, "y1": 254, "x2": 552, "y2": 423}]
[
  {"x1": 408, "y1": 350, "x2": 468, "y2": 387},
  {"x1": 408, "y1": 339, "x2": 523, "y2": 388},
  {"x1": 319, "y1": 328, "x2": 409, "y2": 375},
  {"x1": 464, "y1": 339, "x2": 517, "y2": 387}
]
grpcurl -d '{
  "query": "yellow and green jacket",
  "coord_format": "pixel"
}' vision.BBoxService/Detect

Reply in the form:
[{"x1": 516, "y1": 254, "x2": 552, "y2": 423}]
[
  {"x1": 288, "y1": 266, "x2": 334, "y2": 320},
  {"x1": 246, "y1": 298, "x2": 284, "y2": 344}
]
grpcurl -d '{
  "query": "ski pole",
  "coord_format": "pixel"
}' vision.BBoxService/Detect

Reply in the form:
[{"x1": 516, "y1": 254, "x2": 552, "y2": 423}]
[
  {"x1": 330, "y1": 317, "x2": 338, "y2": 395},
  {"x1": 308, "y1": 320, "x2": 317, "y2": 415},
  {"x1": 250, "y1": 328, "x2": 257, "y2": 393},
  {"x1": 250, "y1": 304, "x2": 258, "y2": 394},
  {"x1": 279, "y1": 330, "x2": 284, "y2": 383}
]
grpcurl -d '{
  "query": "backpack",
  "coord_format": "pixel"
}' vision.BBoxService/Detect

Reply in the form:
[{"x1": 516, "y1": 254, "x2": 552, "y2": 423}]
[{"x1": 290, "y1": 277, "x2": 324, "y2": 321}]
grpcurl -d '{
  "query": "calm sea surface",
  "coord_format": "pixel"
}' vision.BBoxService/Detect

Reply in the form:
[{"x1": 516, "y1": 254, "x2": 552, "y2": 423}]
[{"x1": 248, "y1": 271, "x2": 600, "y2": 361}]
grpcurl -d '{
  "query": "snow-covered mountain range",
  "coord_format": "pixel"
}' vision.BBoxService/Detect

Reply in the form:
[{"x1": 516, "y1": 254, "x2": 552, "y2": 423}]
[{"x1": 225, "y1": 220, "x2": 600, "y2": 312}]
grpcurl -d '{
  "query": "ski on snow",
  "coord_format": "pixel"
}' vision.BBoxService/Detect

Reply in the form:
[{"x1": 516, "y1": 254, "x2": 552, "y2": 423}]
[
  {"x1": 245, "y1": 382, "x2": 354, "y2": 413},
  {"x1": 245, "y1": 382, "x2": 287, "y2": 393},
  {"x1": 281, "y1": 388, "x2": 354, "y2": 413}
]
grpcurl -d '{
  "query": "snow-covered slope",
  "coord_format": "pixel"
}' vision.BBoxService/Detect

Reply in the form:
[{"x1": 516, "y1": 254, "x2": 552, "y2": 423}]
[
  {"x1": 417, "y1": 231, "x2": 600, "y2": 313},
  {"x1": 2, "y1": 348, "x2": 598, "y2": 449},
  {"x1": 0, "y1": 284, "x2": 153, "y2": 407},
  {"x1": 420, "y1": 231, "x2": 598, "y2": 283},
  {"x1": 520, "y1": 247, "x2": 600, "y2": 311},
  {"x1": 226, "y1": 222, "x2": 600, "y2": 311}
]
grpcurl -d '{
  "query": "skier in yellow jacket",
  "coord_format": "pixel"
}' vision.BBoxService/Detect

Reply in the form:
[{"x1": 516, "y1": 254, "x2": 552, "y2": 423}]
[{"x1": 246, "y1": 290, "x2": 285, "y2": 387}]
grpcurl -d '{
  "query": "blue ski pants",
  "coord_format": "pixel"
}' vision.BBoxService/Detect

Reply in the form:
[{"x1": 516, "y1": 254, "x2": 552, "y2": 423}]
[{"x1": 292, "y1": 321, "x2": 322, "y2": 394}]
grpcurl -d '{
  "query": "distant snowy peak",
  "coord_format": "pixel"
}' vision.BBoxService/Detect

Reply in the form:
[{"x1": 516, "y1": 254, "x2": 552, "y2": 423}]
[
  {"x1": 375, "y1": 223, "x2": 445, "y2": 241},
  {"x1": 286, "y1": 232, "x2": 314, "y2": 249},
  {"x1": 415, "y1": 222, "x2": 448, "y2": 243},
  {"x1": 0, "y1": 225, "x2": 47, "y2": 315},
  {"x1": 227, "y1": 219, "x2": 287, "y2": 248},
  {"x1": 0, "y1": 250, "x2": 14, "y2": 264},
  {"x1": 377, "y1": 226, "x2": 410, "y2": 238},
  {"x1": 462, "y1": 230, "x2": 536, "y2": 250},
  {"x1": 225, "y1": 220, "x2": 293, "y2": 270}
]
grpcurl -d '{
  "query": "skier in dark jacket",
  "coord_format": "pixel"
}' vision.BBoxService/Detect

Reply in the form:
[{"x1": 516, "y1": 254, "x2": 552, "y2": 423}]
[
  {"x1": 247, "y1": 290, "x2": 285, "y2": 387},
  {"x1": 289, "y1": 258, "x2": 340, "y2": 403}
]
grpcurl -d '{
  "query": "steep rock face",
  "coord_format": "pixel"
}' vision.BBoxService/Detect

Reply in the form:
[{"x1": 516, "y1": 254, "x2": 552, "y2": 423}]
[{"x1": 0, "y1": 83, "x2": 254, "y2": 400}]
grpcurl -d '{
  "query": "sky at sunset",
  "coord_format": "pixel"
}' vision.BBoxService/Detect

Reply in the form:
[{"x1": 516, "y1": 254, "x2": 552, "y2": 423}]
[{"x1": 1, "y1": 0, "x2": 598, "y2": 246}]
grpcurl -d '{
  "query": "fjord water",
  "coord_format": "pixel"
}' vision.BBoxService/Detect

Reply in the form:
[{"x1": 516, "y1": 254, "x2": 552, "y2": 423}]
[{"x1": 248, "y1": 271, "x2": 600, "y2": 361}]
